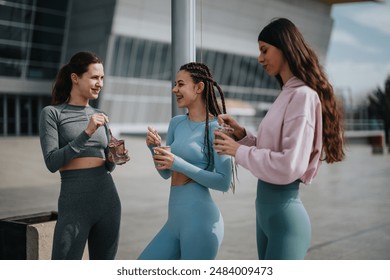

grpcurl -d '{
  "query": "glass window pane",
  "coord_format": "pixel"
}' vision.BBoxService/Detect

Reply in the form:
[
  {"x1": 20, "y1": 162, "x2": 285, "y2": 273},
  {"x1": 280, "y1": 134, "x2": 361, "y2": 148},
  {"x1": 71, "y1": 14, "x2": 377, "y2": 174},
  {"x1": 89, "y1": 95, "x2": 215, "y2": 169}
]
[
  {"x1": 31, "y1": 29, "x2": 63, "y2": 45},
  {"x1": 0, "y1": 6, "x2": 32, "y2": 23},
  {"x1": 123, "y1": 39, "x2": 133, "y2": 77},
  {"x1": 0, "y1": 45, "x2": 27, "y2": 60},
  {"x1": 0, "y1": 0, "x2": 67, "y2": 80},
  {"x1": 245, "y1": 58, "x2": 256, "y2": 88},
  {"x1": 27, "y1": 66, "x2": 57, "y2": 79},
  {"x1": 34, "y1": 11, "x2": 66, "y2": 29},
  {"x1": 160, "y1": 44, "x2": 171, "y2": 80},
  {"x1": 220, "y1": 53, "x2": 233, "y2": 85},
  {"x1": 134, "y1": 40, "x2": 145, "y2": 78},
  {"x1": 11, "y1": 0, "x2": 34, "y2": 5},
  {"x1": 30, "y1": 48, "x2": 61, "y2": 63},
  {"x1": 111, "y1": 37, "x2": 121, "y2": 76},
  {"x1": 36, "y1": 0, "x2": 68, "y2": 11},
  {"x1": 0, "y1": 61, "x2": 22, "y2": 77},
  {"x1": 0, "y1": 25, "x2": 30, "y2": 42},
  {"x1": 142, "y1": 42, "x2": 155, "y2": 78},
  {"x1": 0, "y1": 6, "x2": 18, "y2": 21}
]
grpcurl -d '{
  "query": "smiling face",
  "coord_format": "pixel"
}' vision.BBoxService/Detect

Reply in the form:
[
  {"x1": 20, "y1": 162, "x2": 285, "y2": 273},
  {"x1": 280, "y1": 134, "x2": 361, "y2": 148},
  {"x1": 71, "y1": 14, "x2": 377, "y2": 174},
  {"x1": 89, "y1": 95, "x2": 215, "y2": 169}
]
[
  {"x1": 172, "y1": 70, "x2": 204, "y2": 109},
  {"x1": 70, "y1": 63, "x2": 104, "y2": 104}
]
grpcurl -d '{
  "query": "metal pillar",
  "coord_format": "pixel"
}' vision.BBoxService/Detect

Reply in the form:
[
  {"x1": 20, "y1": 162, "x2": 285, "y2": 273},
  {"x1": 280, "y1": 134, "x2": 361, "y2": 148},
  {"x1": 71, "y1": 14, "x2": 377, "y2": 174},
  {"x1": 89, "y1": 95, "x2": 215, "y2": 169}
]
[
  {"x1": 171, "y1": 0, "x2": 196, "y2": 117},
  {"x1": 15, "y1": 95, "x2": 20, "y2": 136},
  {"x1": 2, "y1": 95, "x2": 8, "y2": 136}
]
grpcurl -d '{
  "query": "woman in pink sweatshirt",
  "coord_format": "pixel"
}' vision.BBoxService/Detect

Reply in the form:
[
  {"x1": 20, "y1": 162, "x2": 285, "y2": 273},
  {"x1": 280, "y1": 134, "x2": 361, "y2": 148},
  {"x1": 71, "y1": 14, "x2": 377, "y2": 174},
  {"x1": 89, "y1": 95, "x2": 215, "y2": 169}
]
[{"x1": 214, "y1": 18, "x2": 345, "y2": 259}]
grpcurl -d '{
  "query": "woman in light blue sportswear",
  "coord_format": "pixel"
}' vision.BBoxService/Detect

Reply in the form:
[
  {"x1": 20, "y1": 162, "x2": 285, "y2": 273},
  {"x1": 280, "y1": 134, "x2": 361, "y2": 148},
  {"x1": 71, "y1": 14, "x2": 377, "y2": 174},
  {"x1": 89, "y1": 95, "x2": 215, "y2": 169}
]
[{"x1": 138, "y1": 62, "x2": 234, "y2": 260}]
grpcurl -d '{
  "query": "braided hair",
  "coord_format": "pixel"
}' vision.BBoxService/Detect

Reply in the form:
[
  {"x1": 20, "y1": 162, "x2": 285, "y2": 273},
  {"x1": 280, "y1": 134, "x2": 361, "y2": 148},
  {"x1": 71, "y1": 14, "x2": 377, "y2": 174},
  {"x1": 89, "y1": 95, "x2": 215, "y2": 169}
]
[{"x1": 180, "y1": 62, "x2": 236, "y2": 192}]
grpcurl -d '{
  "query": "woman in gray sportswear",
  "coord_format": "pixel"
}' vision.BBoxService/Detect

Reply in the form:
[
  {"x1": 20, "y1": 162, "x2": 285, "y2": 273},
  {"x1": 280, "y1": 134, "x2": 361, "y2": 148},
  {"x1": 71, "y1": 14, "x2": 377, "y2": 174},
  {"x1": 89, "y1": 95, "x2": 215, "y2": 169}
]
[{"x1": 39, "y1": 51, "x2": 121, "y2": 260}]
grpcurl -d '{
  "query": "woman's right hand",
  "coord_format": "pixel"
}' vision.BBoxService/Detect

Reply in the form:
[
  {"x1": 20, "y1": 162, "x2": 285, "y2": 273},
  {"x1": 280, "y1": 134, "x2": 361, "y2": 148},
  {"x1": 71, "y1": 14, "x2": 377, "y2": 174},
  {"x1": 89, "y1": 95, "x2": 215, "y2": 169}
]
[
  {"x1": 85, "y1": 113, "x2": 109, "y2": 136},
  {"x1": 218, "y1": 114, "x2": 246, "y2": 141},
  {"x1": 146, "y1": 126, "x2": 162, "y2": 146}
]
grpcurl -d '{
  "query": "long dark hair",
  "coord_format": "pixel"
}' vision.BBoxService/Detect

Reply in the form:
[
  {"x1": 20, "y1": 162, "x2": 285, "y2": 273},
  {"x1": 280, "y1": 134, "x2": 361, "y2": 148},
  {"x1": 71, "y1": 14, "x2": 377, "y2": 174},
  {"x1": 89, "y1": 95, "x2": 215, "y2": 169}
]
[
  {"x1": 258, "y1": 18, "x2": 345, "y2": 163},
  {"x1": 180, "y1": 62, "x2": 236, "y2": 191},
  {"x1": 51, "y1": 51, "x2": 102, "y2": 105}
]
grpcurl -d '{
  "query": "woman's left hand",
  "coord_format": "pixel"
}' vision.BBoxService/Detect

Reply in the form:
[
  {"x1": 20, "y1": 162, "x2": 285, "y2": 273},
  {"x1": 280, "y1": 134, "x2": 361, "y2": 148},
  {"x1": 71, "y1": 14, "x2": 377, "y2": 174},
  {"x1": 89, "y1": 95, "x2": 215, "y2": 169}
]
[
  {"x1": 153, "y1": 147, "x2": 174, "y2": 170},
  {"x1": 214, "y1": 131, "x2": 240, "y2": 157}
]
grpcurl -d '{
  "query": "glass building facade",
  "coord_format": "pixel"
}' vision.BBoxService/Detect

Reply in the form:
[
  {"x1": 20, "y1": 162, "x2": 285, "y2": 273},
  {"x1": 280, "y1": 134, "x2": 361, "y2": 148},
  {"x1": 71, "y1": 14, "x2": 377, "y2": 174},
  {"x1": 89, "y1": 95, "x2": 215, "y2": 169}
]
[
  {"x1": 110, "y1": 35, "x2": 279, "y2": 101},
  {"x1": 0, "y1": 0, "x2": 280, "y2": 136},
  {"x1": 3, "y1": 0, "x2": 339, "y2": 136},
  {"x1": 0, "y1": 0, "x2": 69, "y2": 136},
  {"x1": 101, "y1": 35, "x2": 279, "y2": 133},
  {"x1": 0, "y1": 0, "x2": 69, "y2": 79}
]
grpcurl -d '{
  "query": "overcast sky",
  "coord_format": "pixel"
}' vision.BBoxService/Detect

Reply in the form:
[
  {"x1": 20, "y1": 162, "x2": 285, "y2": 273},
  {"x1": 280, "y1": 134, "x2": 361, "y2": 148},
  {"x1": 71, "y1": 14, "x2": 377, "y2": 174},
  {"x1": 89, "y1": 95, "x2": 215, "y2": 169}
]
[{"x1": 325, "y1": 0, "x2": 390, "y2": 103}]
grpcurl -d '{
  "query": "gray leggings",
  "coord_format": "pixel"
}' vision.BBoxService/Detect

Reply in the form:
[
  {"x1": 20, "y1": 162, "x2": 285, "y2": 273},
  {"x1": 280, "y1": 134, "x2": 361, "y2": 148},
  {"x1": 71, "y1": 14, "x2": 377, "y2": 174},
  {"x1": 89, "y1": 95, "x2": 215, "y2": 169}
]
[{"x1": 53, "y1": 166, "x2": 121, "y2": 260}]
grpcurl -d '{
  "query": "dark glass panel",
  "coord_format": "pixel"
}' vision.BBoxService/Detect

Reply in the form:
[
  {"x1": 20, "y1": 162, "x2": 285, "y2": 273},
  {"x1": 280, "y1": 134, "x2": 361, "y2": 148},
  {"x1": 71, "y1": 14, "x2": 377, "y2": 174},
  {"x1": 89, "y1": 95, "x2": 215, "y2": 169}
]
[
  {"x1": 133, "y1": 40, "x2": 145, "y2": 78},
  {"x1": 0, "y1": 25, "x2": 30, "y2": 42},
  {"x1": 158, "y1": 43, "x2": 171, "y2": 80},
  {"x1": 34, "y1": 11, "x2": 66, "y2": 29},
  {"x1": 0, "y1": 45, "x2": 27, "y2": 60},
  {"x1": 10, "y1": 0, "x2": 34, "y2": 5},
  {"x1": 0, "y1": 61, "x2": 22, "y2": 77},
  {"x1": 27, "y1": 65, "x2": 58, "y2": 79},
  {"x1": 110, "y1": 37, "x2": 122, "y2": 76},
  {"x1": 142, "y1": 41, "x2": 156, "y2": 78},
  {"x1": 0, "y1": 5, "x2": 32, "y2": 22},
  {"x1": 122, "y1": 38, "x2": 134, "y2": 77},
  {"x1": 36, "y1": 0, "x2": 68, "y2": 11},
  {"x1": 31, "y1": 29, "x2": 63, "y2": 45},
  {"x1": 30, "y1": 47, "x2": 61, "y2": 63}
]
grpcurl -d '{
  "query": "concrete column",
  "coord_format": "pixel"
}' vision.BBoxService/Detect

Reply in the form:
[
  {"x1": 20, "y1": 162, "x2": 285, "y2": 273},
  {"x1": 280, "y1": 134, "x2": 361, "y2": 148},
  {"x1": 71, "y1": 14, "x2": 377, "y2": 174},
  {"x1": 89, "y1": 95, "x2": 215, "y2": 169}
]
[
  {"x1": 171, "y1": 0, "x2": 196, "y2": 117},
  {"x1": 2, "y1": 95, "x2": 7, "y2": 136},
  {"x1": 15, "y1": 95, "x2": 20, "y2": 136}
]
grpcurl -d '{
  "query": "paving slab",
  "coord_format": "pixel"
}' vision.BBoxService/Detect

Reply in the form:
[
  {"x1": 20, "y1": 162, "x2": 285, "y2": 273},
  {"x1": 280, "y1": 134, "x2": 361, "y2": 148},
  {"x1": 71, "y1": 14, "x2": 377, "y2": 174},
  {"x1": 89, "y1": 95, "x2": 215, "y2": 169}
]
[{"x1": 1, "y1": 136, "x2": 389, "y2": 260}]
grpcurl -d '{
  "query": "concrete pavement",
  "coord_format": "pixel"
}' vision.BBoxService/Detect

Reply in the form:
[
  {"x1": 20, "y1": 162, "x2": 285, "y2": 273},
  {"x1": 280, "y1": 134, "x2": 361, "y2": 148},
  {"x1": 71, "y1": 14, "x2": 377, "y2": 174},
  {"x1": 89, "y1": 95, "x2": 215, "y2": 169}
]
[{"x1": 1, "y1": 136, "x2": 389, "y2": 260}]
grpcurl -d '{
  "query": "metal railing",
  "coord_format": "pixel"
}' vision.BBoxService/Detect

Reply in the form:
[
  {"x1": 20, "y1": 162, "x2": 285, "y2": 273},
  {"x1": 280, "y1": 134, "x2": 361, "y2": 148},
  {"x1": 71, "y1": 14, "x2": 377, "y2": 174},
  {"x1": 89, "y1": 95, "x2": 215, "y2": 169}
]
[{"x1": 344, "y1": 119, "x2": 384, "y2": 131}]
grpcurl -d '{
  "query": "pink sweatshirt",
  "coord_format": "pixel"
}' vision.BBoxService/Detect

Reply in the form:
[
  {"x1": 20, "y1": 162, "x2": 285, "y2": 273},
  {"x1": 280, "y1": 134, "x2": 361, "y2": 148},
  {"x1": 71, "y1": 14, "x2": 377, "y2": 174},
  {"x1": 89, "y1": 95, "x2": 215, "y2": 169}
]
[{"x1": 235, "y1": 76, "x2": 323, "y2": 185}]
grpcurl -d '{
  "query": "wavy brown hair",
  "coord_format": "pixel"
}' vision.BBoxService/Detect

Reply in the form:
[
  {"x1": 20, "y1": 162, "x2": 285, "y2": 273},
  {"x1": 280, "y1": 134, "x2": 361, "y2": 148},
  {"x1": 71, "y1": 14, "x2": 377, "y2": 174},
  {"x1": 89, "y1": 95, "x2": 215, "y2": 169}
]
[
  {"x1": 180, "y1": 62, "x2": 237, "y2": 191},
  {"x1": 51, "y1": 51, "x2": 102, "y2": 105},
  {"x1": 258, "y1": 18, "x2": 345, "y2": 163}
]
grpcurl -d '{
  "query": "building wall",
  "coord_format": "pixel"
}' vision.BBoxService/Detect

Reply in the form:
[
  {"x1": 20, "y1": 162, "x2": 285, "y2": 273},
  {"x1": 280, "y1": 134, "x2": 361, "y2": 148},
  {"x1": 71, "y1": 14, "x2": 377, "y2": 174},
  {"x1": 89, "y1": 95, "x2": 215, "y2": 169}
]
[
  {"x1": 0, "y1": 0, "x2": 71, "y2": 136},
  {"x1": 111, "y1": 0, "x2": 332, "y2": 59},
  {"x1": 100, "y1": 0, "x2": 334, "y2": 134},
  {"x1": 0, "y1": 0, "x2": 335, "y2": 136},
  {"x1": 64, "y1": 0, "x2": 117, "y2": 63}
]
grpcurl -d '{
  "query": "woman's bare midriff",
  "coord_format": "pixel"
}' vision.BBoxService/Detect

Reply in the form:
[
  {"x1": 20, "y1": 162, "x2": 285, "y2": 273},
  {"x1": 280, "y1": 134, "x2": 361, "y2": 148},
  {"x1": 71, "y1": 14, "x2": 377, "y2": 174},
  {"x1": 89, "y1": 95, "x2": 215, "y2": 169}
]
[
  {"x1": 59, "y1": 157, "x2": 105, "y2": 171},
  {"x1": 171, "y1": 171, "x2": 193, "y2": 187}
]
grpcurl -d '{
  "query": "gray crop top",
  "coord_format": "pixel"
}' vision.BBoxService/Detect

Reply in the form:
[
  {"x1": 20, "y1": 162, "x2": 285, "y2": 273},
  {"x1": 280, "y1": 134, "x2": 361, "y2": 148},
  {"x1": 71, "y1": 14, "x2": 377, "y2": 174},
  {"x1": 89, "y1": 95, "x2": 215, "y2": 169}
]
[{"x1": 39, "y1": 103, "x2": 114, "y2": 173}]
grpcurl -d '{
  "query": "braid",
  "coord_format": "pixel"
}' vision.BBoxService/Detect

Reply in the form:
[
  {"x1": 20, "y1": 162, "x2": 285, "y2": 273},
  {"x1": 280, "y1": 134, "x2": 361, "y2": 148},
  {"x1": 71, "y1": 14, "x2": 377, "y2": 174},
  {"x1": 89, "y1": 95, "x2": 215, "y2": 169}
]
[{"x1": 180, "y1": 62, "x2": 236, "y2": 192}]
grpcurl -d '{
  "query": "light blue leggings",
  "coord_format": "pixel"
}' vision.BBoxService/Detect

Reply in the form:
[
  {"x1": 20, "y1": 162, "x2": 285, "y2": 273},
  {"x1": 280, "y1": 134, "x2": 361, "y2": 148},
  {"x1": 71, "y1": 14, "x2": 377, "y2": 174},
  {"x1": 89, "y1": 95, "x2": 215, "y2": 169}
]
[
  {"x1": 138, "y1": 182, "x2": 224, "y2": 260},
  {"x1": 256, "y1": 179, "x2": 311, "y2": 260}
]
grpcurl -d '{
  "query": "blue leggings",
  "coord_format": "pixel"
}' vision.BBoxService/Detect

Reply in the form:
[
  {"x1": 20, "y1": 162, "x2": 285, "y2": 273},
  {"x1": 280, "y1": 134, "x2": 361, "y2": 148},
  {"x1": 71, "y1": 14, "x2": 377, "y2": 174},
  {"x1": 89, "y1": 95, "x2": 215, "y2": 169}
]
[
  {"x1": 256, "y1": 179, "x2": 311, "y2": 260},
  {"x1": 53, "y1": 166, "x2": 121, "y2": 260},
  {"x1": 138, "y1": 182, "x2": 224, "y2": 260}
]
